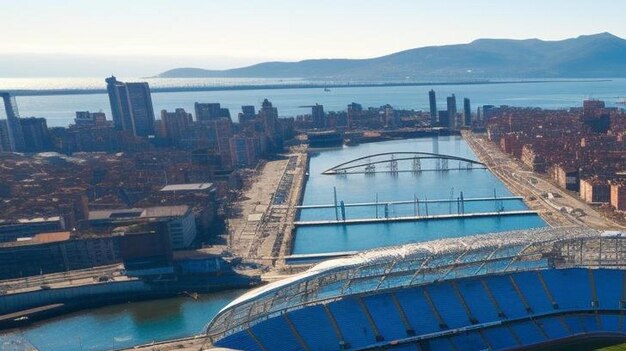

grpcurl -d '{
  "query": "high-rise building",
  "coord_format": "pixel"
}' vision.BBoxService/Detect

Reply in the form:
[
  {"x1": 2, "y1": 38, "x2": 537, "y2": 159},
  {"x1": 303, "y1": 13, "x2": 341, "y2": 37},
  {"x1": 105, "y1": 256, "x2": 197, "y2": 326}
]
[
  {"x1": 0, "y1": 120, "x2": 10, "y2": 152},
  {"x1": 438, "y1": 111, "x2": 449, "y2": 128},
  {"x1": 239, "y1": 105, "x2": 256, "y2": 124},
  {"x1": 347, "y1": 102, "x2": 362, "y2": 129},
  {"x1": 311, "y1": 104, "x2": 325, "y2": 129},
  {"x1": 463, "y1": 98, "x2": 472, "y2": 126},
  {"x1": 259, "y1": 99, "x2": 281, "y2": 151},
  {"x1": 229, "y1": 135, "x2": 261, "y2": 168},
  {"x1": 105, "y1": 76, "x2": 155, "y2": 137},
  {"x1": 428, "y1": 90, "x2": 437, "y2": 126},
  {"x1": 195, "y1": 102, "x2": 231, "y2": 122},
  {"x1": 20, "y1": 117, "x2": 52, "y2": 152},
  {"x1": 160, "y1": 108, "x2": 193, "y2": 146},
  {"x1": 446, "y1": 94, "x2": 457, "y2": 130},
  {"x1": 0, "y1": 92, "x2": 25, "y2": 152}
]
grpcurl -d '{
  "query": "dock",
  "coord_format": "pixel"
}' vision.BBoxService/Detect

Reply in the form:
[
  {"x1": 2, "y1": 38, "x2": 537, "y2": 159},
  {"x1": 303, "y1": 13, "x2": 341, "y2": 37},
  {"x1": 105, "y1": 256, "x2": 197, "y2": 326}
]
[{"x1": 294, "y1": 210, "x2": 539, "y2": 226}]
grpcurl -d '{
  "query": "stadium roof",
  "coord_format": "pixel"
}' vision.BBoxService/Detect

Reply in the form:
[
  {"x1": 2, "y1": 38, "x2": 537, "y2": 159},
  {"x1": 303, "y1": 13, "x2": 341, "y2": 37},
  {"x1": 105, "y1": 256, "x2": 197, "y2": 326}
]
[{"x1": 207, "y1": 227, "x2": 626, "y2": 340}]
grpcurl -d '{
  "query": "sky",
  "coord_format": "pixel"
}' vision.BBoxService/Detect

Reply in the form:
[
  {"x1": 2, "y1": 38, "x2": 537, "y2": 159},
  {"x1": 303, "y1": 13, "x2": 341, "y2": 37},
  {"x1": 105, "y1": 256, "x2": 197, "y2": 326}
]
[{"x1": 2, "y1": 0, "x2": 626, "y2": 77}]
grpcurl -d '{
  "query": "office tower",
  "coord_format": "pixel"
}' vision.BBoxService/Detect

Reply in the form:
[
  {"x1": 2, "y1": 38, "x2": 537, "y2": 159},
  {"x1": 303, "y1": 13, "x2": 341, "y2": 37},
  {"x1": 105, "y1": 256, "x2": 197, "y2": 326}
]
[
  {"x1": 20, "y1": 117, "x2": 52, "y2": 152},
  {"x1": 464, "y1": 98, "x2": 472, "y2": 126},
  {"x1": 195, "y1": 102, "x2": 231, "y2": 122},
  {"x1": 311, "y1": 104, "x2": 326, "y2": 129},
  {"x1": 105, "y1": 76, "x2": 155, "y2": 137},
  {"x1": 161, "y1": 108, "x2": 193, "y2": 146},
  {"x1": 446, "y1": 94, "x2": 457, "y2": 130},
  {"x1": 438, "y1": 111, "x2": 449, "y2": 128},
  {"x1": 428, "y1": 90, "x2": 437, "y2": 125},
  {"x1": 239, "y1": 105, "x2": 256, "y2": 124},
  {"x1": 0, "y1": 92, "x2": 25, "y2": 152},
  {"x1": 259, "y1": 98, "x2": 282, "y2": 151},
  {"x1": 347, "y1": 102, "x2": 362, "y2": 129}
]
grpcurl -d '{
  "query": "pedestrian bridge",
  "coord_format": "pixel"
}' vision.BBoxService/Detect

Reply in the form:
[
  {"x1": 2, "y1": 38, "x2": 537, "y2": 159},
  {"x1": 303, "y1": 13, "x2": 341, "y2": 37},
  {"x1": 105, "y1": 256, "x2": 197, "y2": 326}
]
[{"x1": 322, "y1": 151, "x2": 486, "y2": 175}]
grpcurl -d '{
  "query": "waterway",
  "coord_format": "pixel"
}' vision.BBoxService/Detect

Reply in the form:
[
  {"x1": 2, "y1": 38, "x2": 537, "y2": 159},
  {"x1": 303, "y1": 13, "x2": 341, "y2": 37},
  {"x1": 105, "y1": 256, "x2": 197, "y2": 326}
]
[
  {"x1": 293, "y1": 136, "x2": 546, "y2": 254},
  {"x1": 0, "y1": 290, "x2": 243, "y2": 351},
  {"x1": 1, "y1": 78, "x2": 626, "y2": 127}
]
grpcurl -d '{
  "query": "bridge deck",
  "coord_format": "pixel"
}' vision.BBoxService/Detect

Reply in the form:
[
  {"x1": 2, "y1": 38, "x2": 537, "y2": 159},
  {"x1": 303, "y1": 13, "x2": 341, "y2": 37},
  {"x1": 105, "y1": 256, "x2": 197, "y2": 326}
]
[
  {"x1": 294, "y1": 210, "x2": 538, "y2": 226},
  {"x1": 297, "y1": 196, "x2": 524, "y2": 209}
]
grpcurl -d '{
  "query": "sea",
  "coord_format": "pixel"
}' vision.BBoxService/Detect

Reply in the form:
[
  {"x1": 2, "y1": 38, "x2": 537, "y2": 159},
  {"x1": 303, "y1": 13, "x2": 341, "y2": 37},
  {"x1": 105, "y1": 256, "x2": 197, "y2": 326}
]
[
  {"x1": 1, "y1": 77, "x2": 624, "y2": 351},
  {"x1": 1, "y1": 77, "x2": 625, "y2": 125}
]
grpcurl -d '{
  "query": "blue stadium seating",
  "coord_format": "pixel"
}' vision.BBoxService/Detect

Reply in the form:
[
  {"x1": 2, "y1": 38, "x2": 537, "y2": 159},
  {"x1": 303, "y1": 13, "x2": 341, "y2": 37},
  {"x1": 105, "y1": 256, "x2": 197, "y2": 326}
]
[
  {"x1": 216, "y1": 329, "x2": 264, "y2": 351},
  {"x1": 425, "y1": 337, "x2": 456, "y2": 351},
  {"x1": 287, "y1": 304, "x2": 340, "y2": 351},
  {"x1": 601, "y1": 315, "x2": 620, "y2": 332},
  {"x1": 594, "y1": 269, "x2": 623, "y2": 309},
  {"x1": 449, "y1": 331, "x2": 489, "y2": 350},
  {"x1": 363, "y1": 293, "x2": 409, "y2": 340},
  {"x1": 537, "y1": 317, "x2": 570, "y2": 339},
  {"x1": 541, "y1": 269, "x2": 591, "y2": 310},
  {"x1": 456, "y1": 278, "x2": 500, "y2": 322},
  {"x1": 483, "y1": 275, "x2": 528, "y2": 318},
  {"x1": 328, "y1": 297, "x2": 375, "y2": 348},
  {"x1": 395, "y1": 288, "x2": 442, "y2": 335},
  {"x1": 250, "y1": 314, "x2": 302, "y2": 351},
  {"x1": 510, "y1": 321, "x2": 546, "y2": 345},
  {"x1": 482, "y1": 326, "x2": 519, "y2": 350},
  {"x1": 513, "y1": 271, "x2": 553, "y2": 313},
  {"x1": 563, "y1": 315, "x2": 587, "y2": 335},
  {"x1": 426, "y1": 282, "x2": 471, "y2": 328}
]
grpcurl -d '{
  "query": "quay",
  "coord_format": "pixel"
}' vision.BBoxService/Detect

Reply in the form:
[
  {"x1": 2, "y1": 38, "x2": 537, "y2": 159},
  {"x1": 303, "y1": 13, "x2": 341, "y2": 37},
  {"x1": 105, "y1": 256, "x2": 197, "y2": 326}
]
[{"x1": 294, "y1": 210, "x2": 539, "y2": 226}]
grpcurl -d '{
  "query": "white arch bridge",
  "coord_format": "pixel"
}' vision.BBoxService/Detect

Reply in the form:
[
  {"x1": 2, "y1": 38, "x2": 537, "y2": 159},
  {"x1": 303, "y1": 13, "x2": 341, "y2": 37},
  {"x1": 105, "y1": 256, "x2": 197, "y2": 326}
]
[{"x1": 322, "y1": 152, "x2": 486, "y2": 175}]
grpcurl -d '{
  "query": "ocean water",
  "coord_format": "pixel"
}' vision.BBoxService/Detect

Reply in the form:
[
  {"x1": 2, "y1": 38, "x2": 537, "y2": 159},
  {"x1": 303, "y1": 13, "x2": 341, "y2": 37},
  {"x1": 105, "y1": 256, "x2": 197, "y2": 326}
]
[{"x1": 1, "y1": 78, "x2": 625, "y2": 126}]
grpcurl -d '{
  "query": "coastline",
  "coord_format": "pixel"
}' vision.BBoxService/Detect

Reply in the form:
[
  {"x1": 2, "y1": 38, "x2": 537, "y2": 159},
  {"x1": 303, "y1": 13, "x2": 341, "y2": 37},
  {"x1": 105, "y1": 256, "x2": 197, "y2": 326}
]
[{"x1": 4, "y1": 78, "x2": 611, "y2": 97}]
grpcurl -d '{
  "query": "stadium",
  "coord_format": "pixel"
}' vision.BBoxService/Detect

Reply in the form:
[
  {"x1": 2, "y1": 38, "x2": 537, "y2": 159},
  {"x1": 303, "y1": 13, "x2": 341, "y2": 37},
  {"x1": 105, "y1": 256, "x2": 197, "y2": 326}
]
[{"x1": 206, "y1": 227, "x2": 626, "y2": 351}]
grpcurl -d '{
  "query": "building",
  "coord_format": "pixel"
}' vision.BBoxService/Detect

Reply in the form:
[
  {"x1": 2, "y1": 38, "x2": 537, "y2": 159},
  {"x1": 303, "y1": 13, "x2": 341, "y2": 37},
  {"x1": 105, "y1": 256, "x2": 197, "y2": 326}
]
[
  {"x1": 105, "y1": 76, "x2": 156, "y2": 137},
  {"x1": 160, "y1": 108, "x2": 193, "y2": 146},
  {"x1": 438, "y1": 110, "x2": 449, "y2": 128},
  {"x1": 195, "y1": 102, "x2": 230, "y2": 122},
  {"x1": 0, "y1": 232, "x2": 121, "y2": 279},
  {"x1": 229, "y1": 135, "x2": 261, "y2": 168},
  {"x1": 550, "y1": 165, "x2": 580, "y2": 191},
  {"x1": 428, "y1": 89, "x2": 437, "y2": 126},
  {"x1": 238, "y1": 105, "x2": 256, "y2": 124},
  {"x1": 20, "y1": 117, "x2": 52, "y2": 152},
  {"x1": 610, "y1": 181, "x2": 626, "y2": 211},
  {"x1": 259, "y1": 99, "x2": 281, "y2": 151},
  {"x1": 446, "y1": 94, "x2": 457, "y2": 129},
  {"x1": 580, "y1": 177, "x2": 610, "y2": 204},
  {"x1": 0, "y1": 92, "x2": 25, "y2": 152},
  {"x1": 206, "y1": 228, "x2": 626, "y2": 351},
  {"x1": 89, "y1": 205, "x2": 197, "y2": 249},
  {"x1": 347, "y1": 102, "x2": 362, "y2": 128},
  {"x1": 74, "y1": 111, "x2": 107, "y2": 127},
  {"x1": 464, "y1": 97, "x2": 472, "y2": 126},
  {"x1": 311, "y1": 104, "x2": 325, "y2": 129}
]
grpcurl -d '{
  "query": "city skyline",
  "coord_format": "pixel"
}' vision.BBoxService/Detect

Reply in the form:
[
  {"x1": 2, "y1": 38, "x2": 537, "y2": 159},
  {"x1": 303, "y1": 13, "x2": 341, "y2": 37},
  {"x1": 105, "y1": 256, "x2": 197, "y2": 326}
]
[{"x1": 2, "y1": 0, "x2": 626, "y2": 76}]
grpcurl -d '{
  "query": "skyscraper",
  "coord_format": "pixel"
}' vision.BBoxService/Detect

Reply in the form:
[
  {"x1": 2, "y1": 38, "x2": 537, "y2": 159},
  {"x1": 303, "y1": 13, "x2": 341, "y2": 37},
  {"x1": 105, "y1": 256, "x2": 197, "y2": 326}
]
[
  {"x1": 160, "y1": 108, "x2": 193, "y2": 146},
  {"x1": 239, "y1": 105, "x2": 256, "y2": 124},
  {"x1": 464, "y1": 98, "x2": 472, "y2": 126},
  {"x1": 20, "y1": 117, "x2": 52, "y2": 152},
  {"x1": 428, "y1": 90, "x2": 437, "y2": 126},
  {"x1": 0, "y1": 92, "x2": 25, "y2": 152},
  {"x1": 311, "y1": 104, "x2": 326, "y2": 129},
  {"x1": 446, "y1": 94, "x2": 457, "y2": 130},
  {"x1": 105, "y1": 76, "x2": 156, "y2": 137}
]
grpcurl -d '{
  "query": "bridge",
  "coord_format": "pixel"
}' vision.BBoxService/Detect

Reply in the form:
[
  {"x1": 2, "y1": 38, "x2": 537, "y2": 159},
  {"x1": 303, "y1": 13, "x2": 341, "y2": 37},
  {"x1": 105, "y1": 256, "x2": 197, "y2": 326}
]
[{"x1": 322, "y1": 152, "x2": 486, "y2": 175}]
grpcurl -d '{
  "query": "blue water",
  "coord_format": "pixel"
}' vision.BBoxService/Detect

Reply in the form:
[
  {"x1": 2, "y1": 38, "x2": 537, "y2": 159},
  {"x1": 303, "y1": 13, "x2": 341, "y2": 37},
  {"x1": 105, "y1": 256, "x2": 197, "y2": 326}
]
[
  {"x1": 2, "y1": 290, "x2": 243, "y2": 351},
  {"x1": 293, "y1": 136, "x2": 546, "y2": 254},
  {"x1": 4, "y1": 79, "x2": 626, "y2": 127}
]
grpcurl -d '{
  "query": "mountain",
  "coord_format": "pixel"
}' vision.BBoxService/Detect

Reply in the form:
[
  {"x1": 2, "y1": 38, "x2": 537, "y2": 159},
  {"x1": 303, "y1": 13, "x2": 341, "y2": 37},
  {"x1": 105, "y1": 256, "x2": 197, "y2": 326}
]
[{"x1": 158, "y1": 33, "x2": 626, "y2": 80}]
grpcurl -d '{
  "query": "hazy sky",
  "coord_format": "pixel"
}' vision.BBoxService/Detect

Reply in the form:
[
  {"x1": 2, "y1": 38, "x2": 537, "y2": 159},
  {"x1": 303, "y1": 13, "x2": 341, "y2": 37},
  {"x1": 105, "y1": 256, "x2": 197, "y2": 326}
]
[{"x1": 2, "y1": 0, "x2": 626, "y2": 76}]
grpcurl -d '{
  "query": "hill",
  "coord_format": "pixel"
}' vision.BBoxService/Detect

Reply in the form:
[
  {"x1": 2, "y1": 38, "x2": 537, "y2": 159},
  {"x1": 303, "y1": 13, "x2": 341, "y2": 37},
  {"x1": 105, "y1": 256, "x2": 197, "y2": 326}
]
[{"x1": 158, "y1": 33, "x2": 626, "y2": 80}]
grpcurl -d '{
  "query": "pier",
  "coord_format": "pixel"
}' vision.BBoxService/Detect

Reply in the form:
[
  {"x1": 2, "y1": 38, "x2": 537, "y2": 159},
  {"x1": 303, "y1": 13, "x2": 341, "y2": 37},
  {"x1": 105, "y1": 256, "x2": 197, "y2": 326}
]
[{"x1": 294, "y1": 210, "x2": 539, "y2": 226}]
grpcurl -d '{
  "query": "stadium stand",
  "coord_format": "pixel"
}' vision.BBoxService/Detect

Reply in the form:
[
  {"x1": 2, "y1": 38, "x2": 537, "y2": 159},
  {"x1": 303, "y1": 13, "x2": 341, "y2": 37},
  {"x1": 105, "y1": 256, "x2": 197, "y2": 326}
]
[{"x1": 206, "y1": 227, "x2": 626, "y2": 350}]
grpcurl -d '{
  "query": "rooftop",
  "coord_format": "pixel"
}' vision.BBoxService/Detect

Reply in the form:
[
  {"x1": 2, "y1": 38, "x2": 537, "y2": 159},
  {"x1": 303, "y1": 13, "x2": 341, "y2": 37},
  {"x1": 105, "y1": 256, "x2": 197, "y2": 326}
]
[
  {"x1": 160, "y1": 183, "x2": 214, "y2": 192},
  {"x1": 89, "y1": 205, "x2": 189, "y2": 221}
]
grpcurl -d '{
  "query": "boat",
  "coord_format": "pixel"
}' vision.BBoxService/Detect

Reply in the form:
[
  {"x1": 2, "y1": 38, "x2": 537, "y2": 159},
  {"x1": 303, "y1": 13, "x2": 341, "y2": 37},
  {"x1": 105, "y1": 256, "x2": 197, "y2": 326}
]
[
  {"x1": 616, "y1": 98, "x2": 626, "y2": 105},
  {"x1": 324, "y1": 88, "x2": 331, "y2": 92}
]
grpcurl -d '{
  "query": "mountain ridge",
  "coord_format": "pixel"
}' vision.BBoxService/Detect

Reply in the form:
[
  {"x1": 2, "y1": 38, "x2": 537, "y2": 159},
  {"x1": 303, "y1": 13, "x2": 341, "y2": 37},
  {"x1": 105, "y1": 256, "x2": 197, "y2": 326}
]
[{"x1": 157, "y1": 33, "x2": 626, "y2": 80}]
